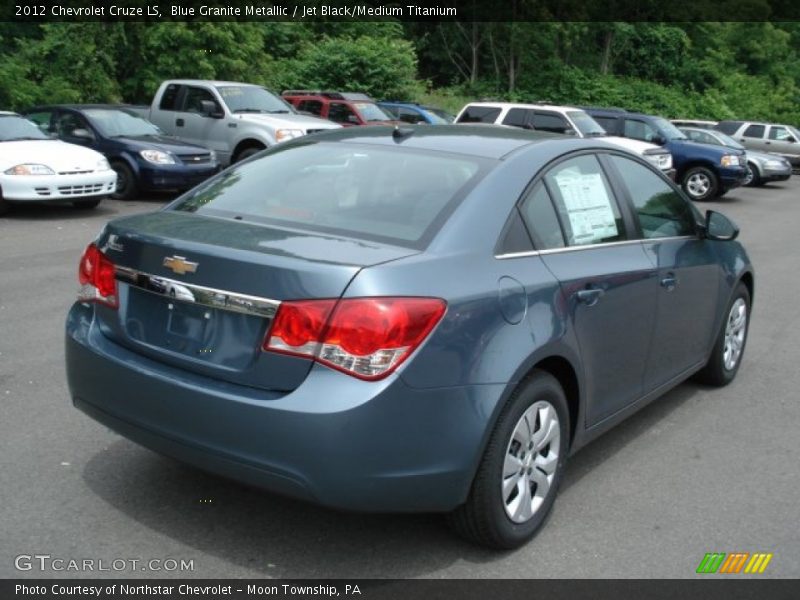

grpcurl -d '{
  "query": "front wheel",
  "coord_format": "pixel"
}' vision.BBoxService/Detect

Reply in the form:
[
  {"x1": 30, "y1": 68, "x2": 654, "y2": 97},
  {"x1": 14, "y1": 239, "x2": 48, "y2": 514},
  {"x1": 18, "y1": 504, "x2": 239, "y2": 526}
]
[
  {"x1": 695, "y1": 282, "x2": 750, "y2": 386},
  {"x1": 743, "y1": 163, "x2": 761, "y2": 187},
  {"x1": 111, "y1": 161, "x2": 138, "y2": 200},
  {"x1": 682, "y1": 166, "x2": 719, "y2": 201},
  {"x1": 448, "y1": 371, "x2": 569, "y2": 549}
]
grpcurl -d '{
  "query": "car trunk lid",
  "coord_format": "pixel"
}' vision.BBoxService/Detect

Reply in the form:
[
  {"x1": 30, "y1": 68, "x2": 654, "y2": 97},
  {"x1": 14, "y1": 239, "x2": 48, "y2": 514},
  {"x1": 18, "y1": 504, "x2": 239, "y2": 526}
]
[{"x1": 93, "y1": 211, "x2": 418, "y2": 392}]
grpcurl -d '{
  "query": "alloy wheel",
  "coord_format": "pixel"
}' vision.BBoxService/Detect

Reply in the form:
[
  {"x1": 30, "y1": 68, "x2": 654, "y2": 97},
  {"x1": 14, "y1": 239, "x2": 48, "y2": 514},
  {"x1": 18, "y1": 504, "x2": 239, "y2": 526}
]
[
  {"x1": 723, "y1": 298, "x2": 747, "y2": 371},
  {"x1": 686, "y1": 172, "x2": 711, "y2": 198},
  {"x1": 501, "y1": 400, "x2": 560, "y2": 523}
]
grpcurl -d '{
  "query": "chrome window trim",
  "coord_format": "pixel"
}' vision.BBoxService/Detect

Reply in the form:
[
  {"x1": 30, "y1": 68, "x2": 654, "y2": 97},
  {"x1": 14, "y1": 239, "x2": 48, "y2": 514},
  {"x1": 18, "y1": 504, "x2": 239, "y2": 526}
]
[
  {"x1": 495, "y1": 235, "x2": 696, "y2": 260},
  {"x1": 115, "y1": 266, "x2": 280, "y2": 319}
]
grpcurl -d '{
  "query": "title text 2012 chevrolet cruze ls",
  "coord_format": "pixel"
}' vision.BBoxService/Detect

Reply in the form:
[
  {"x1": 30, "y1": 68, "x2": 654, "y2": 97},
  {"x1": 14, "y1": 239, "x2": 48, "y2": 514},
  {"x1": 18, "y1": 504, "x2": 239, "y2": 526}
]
[{"x1": 66, "y1": 126, "x2": 753, "y2": 548}]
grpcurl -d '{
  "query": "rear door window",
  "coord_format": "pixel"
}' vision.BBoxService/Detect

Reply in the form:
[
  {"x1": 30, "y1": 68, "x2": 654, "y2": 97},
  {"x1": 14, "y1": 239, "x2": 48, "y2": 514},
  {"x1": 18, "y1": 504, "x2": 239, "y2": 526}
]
[
  {"x1": 502, "y1": 108, "x2": 532, "y2": 129},
  {"x1": 457, "y1": 105, "x2": 502, "y2": 123},
  {"x1": 532, "y1": 112, "x2": 569, "y2": 134},
  {"x1": 519, "y1": 183, "x2": 566, "y2": 250},
  {"x1": 159, "y1": 84, "x2": 182, "y2": 110},
  {"x1": 743, "y1": 124, "x2": 766, "y2": 138},
  {"x1": 542, "y1": 154, "x2": 628, "y2": 246}
]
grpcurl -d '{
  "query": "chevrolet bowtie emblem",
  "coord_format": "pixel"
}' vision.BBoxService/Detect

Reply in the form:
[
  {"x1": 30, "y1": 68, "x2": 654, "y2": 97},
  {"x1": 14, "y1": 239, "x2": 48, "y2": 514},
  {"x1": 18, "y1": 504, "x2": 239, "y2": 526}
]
[{"x1": 163, "y1": 255, "x2": 198, "y2": 275}]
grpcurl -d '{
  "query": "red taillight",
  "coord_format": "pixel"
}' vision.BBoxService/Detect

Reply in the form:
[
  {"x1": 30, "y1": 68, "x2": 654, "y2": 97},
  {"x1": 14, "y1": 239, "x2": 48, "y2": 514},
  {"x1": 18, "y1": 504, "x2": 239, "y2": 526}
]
[
  {"x1": 77, "y1": 243, "x2": 118, "y2": 308},
  {"x1": 264, "y1": 297, "x2": 446, "y2": 380}
]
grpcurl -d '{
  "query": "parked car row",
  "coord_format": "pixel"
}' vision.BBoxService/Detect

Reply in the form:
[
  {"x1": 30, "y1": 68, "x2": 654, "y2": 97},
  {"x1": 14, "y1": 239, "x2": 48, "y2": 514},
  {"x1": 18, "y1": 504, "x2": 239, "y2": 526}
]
[{"x1": 3, "y1": 77, "x2": 794, "y2": 215}]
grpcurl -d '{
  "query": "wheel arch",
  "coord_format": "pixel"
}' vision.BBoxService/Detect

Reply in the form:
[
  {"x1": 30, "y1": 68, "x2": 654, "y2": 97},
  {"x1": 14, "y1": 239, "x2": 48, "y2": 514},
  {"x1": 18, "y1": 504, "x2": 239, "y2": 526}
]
[
  {"x1": 740, "y1": 270, "x2": 755, "y2": 305},
  {"x1": 232, "y1": 138, "x2": 267, "y2": 163},
  {"x1": 677, "y1": 159, "x2": 719, "y2": 181}
]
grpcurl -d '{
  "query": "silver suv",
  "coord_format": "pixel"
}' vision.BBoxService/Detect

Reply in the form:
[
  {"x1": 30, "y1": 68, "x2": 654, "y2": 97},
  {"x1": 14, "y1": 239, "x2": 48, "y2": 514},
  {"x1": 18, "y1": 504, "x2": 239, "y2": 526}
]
[{"x1": 715, "y1": 120, "x2": 800, "y2": 168}]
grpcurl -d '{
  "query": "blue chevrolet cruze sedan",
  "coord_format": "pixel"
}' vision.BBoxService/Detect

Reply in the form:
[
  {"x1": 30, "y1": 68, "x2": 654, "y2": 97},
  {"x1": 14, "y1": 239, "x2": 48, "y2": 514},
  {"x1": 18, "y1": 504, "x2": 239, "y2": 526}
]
[{"x1": 65, "y1": 125, "x2": 753, "y2": 548}]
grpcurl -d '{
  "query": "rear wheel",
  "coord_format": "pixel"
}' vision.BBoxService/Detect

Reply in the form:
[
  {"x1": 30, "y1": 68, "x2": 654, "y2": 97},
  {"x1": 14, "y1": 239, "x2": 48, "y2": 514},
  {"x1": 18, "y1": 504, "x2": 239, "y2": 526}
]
[
  {"x1": 695, "y1": 282, "x2": 750, "y2": 386},
  {"x1": 682, "y1": 166, "x2": 719, "y2": 201},
  {"x1": 0, "y1": 190, "x2": 8, "y2": 216},
  {"x1": 111, "y1": 161, "x2": 138, "y2": 200},
  {"x1": 448, "y1": 371, "x2": 569, "y2": 549}
]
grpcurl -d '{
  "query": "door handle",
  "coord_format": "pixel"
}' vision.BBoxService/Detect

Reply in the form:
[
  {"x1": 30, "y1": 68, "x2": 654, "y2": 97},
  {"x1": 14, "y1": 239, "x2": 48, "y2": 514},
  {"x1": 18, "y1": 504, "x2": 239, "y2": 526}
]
[
  {"x1": 765, "y1": 141, "x2": 771, "y2": 145},
  {"x1": 575, "y1": 288, "x2": 604, "y2": 306},
  {"x1": 660, "y1": 274, "x2": 678, "y2": 291},
  {"x1": 176, "y1": 118, "x2": 184, "y2": 127}
]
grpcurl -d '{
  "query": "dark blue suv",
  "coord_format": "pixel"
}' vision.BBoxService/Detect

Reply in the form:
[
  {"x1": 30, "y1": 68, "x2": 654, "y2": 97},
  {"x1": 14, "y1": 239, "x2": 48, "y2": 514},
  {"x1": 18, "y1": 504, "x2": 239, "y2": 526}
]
[
  {"x1": 23, "y1": 105, "x2": 219, "y2": 200},
  {"x1": 585, "y1": 108, "x2": 747, "y2": 201}
]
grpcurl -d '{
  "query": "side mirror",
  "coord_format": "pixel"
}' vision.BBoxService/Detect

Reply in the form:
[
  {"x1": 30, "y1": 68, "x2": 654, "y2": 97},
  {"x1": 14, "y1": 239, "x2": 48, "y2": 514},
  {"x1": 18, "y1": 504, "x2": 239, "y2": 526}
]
[
  {"x1": 71, "y1": 128, "x2": 93, "y2": 140},
  {"x1": 200, "y1": 100, "x2": 224, "y2": 119},
  {"x1": 703, "y1": 210, "x2": 739, "y2": 241},
  {"x1": 652, "y1": 134, "x2": 667, "y2": 145},
  {"x1": 787, "y1": 136, "x2": 796, "y2": 143}
]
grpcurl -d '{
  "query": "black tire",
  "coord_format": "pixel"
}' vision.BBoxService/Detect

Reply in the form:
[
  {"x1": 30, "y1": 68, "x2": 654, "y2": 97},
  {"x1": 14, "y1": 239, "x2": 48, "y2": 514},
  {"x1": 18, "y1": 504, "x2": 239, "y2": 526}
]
[
  {"x1": 111, "y1": 161, "x2": 138, "y2": 200},
  {"x1": 72, "y1": 198, "x2": 103, "y2": 209},
  {"x1": 233, "y1": 145, "x2": 265, "y2": 163},
  {"x1": 694, "y1": 282, "x2": 751, "y2": 387},
  {"x1": 0, "y1": 191, "x2": 8, "y2": 216},
  {"x1": 448, "y1": 370, "x2": 569, "y2": 549},
  {"x1": 682, "y1": 166, "x2": 719, "y2": 201},
  {"x1": 744, "y1": 162, "x2": 761, "y2": 187}
]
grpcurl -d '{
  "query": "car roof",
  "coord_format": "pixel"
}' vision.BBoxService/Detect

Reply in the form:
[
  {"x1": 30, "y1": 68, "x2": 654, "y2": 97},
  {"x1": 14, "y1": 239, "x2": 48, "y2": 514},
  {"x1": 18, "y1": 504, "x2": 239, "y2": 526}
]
[
  {"x1": 25, "y1": 104, "x2": 141, "y2": 112},
  {"x1": 462, "y1": 102, "x2": 583, "y2": 113},
  {"x1": 166, "y1": 79, "x2": 261, "y2": 87},
  {"x1": 0, "y1": 111, "x2": 19, "y2": 116},
  {"x1": 296, "y1": 124, "x2": 571, "y2": 160}
]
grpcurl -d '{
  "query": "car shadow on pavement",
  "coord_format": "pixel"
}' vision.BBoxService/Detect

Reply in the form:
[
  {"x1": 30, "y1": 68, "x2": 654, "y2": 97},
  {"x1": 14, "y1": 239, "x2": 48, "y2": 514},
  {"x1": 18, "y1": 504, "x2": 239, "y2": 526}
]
[
  {"x1": 81, "y1": 381, "x2": 701, "y2": 578},
  {"x1": 2, "y1": 195, "x2": 173, "y2": 221}
]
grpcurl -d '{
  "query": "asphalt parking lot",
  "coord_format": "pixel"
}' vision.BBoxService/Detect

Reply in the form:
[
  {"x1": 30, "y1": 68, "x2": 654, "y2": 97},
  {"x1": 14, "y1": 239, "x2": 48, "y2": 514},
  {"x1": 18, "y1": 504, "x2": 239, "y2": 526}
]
[{"x1": 1, "y1": 178, "x2": 799, "y2": 579}]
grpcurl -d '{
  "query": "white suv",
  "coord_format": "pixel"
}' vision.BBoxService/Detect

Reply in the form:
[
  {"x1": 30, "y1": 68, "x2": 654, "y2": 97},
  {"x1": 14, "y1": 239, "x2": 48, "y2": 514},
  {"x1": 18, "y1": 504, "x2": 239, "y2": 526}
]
[{"x1": 456, "y1": 102, "x2": 674, "y2": 177}]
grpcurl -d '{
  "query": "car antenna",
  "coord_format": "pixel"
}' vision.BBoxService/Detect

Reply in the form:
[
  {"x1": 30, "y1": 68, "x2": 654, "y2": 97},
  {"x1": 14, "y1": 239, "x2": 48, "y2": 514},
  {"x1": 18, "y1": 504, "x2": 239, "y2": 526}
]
[{"x1": 392, "y1": 125, "x2": 414, "y2": 141}]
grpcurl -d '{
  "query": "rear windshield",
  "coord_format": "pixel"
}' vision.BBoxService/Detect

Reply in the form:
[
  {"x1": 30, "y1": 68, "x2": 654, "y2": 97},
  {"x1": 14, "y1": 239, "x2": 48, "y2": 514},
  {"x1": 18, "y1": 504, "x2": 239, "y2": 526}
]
[{"x1": 172, "y1": 142, "x2": 487, "y2": 247}]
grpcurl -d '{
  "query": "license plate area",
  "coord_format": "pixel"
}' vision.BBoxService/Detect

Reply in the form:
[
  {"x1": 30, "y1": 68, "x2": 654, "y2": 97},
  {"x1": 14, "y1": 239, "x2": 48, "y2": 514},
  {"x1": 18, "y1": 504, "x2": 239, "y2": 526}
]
[{"x1": 124, "y1": 287, "x2": 268, "y2": 369}]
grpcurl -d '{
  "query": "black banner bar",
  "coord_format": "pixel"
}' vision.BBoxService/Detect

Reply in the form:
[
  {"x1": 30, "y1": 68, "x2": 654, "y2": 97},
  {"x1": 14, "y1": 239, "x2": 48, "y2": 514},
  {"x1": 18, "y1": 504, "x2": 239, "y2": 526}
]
[
  {"x1": 3, "y1": 579, "x2": 799, "y2": 600},
  {"x1": 4, "y1": 0, "x2": 800, "y2": 22}
]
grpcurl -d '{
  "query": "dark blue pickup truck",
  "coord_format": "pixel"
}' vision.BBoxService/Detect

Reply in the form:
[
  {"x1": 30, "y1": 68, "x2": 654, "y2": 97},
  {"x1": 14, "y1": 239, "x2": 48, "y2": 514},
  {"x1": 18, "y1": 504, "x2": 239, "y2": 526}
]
[
  {"x1": 585, "y1": 108, "x2": 747, "y2": 201},
  {"x1": 23, "y1": 105, "x2": 219, "y2": 199}
]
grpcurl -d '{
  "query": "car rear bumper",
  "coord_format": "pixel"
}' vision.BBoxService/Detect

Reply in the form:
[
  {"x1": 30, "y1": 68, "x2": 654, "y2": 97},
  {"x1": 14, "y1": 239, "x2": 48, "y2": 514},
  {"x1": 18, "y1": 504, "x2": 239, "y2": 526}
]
[
  {"x1": 138, "y1": 163, "x2": 220, "y2": 192},
  {"x1": 1, "y1": 170, "x2": 116, "y2": 202},
  {"x1": 66, "y1": 303, "x2": 500, "y2": 512}
]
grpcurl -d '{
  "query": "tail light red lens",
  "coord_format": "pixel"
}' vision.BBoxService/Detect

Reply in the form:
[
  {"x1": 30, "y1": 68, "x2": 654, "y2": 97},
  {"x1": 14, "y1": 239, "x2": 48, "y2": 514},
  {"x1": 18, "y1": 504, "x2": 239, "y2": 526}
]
[
  {"x1": 264, "y1": 297, "x2": 447, "y2": 380},
  {"x1": 77, "y1": 243, "x2": 118, "y2": 308}
]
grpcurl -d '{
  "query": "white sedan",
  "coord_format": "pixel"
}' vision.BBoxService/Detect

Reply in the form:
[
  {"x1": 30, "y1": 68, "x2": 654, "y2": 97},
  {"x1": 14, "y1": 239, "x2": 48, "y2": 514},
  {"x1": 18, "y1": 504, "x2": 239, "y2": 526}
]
[{"x1": 0, "y1": 111, "x2": 117, "y2": 215}]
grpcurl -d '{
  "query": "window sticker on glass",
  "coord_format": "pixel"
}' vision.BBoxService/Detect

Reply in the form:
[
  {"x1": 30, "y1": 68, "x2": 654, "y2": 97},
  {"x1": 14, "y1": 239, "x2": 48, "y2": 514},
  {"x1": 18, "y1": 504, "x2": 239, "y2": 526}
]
[{"x1": 554, "y1": 171, "x2": 618, "y2": 245}]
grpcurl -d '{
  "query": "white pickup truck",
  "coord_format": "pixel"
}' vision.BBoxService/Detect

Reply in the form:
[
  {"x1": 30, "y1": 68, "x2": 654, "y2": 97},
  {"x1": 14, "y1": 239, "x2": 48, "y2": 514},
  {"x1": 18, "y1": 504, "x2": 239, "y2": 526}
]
[{"x1": 139, "y1": 80, "x2": 341, "y2": 166}]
